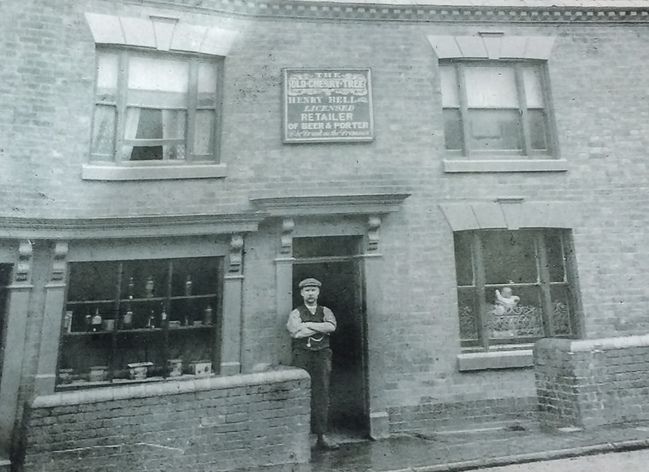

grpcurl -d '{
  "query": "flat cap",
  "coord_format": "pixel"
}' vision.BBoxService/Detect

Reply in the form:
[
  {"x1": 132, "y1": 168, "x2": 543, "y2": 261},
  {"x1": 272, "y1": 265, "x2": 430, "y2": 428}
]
[{"x1": 298, "y1": 278, "x2": 321, "y2": 288}]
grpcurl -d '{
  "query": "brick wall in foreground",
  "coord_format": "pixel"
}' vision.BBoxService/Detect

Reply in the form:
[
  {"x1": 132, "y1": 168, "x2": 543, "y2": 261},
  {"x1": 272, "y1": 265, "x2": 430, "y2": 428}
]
[
  {"x1": 19, "y1": 369, "x2": 310, "y2": 472},
  {"x1": 535, "y1": 335, "x2": 649, "y2": 429},
  {"x1": 388, "y1": 396, "x2": 537, "y2": 434}
]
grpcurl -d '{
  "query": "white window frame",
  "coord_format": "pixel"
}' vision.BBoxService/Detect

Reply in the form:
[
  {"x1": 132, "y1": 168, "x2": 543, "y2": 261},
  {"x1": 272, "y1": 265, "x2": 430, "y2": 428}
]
[
  {"x1": 82, "y1": 13, "x2": 236, "y2": 181},
  {"x1": 428, "y1": 33, "x2": 567, "y2": 173}
]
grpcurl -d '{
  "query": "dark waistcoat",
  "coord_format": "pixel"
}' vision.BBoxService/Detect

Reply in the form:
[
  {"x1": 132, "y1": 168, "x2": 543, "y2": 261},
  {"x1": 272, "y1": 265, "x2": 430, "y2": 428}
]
[{"x1": 292, "y1": 305, "x2": 330, "y2": 351}]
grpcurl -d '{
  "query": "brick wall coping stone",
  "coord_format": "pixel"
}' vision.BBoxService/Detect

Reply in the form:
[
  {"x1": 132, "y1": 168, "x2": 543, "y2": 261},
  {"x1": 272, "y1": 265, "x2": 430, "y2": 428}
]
[
  {"x1": 535, "y1": 334, "x2": 649, "y2": 353},
  {"x1": 457, "y1": 348, "x2": 533, "y2": 371},
  {"x1": 31, "y1": 368, "x2": 309, "y2": 408},
  {"x1": 133, "y1": 0, "x2": 649, "y2": 24}
]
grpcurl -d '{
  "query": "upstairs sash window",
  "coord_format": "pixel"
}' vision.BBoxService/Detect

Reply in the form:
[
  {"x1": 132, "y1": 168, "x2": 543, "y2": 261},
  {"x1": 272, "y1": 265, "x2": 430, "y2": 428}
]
[
  {"x1": 91, "y1": 49, "x2": 221, "y2": 164},
  {"x1": 441, "y1": 62, "x2": 552, "y2": 158}
]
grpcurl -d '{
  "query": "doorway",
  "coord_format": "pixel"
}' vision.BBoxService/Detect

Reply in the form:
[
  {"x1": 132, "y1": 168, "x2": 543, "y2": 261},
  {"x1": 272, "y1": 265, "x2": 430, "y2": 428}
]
[{"x1": 292, "y1": 236, "x2": 368, "y2": 439}]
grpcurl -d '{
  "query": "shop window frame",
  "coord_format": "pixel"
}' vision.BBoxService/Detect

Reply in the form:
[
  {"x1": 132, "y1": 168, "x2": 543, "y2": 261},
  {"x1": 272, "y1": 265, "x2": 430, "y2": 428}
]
[
  {"x1": 56, "y1": 256, "x2": 224, "y2": 390},
  {"x1": 453, "y1": 228, "x2": 580, "y2": 353}
]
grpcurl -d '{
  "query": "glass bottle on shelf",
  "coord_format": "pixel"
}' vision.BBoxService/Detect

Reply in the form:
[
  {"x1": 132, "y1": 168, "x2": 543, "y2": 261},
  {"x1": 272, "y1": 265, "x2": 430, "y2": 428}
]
[
  {"x1": 146, "y1": 309, "x2": 156, "y2": 329},
  {"x1": 185, "y1": 275, "x2": 192, "y2": 296},
  {"x1": 184, "y1": 275, "x2": 193, "y2": 326},
  {"x1": 85, "y1": 310, "x2": 92, "y2": 332},
  {"x1": 203, "y1": 304, "x2": 213, "y2": 325},
  {"x1": 91, "y1": 308, "x2": 102, "y2": 332},
  {"x1": 122, "y1": 277, "x2": 134, "y2": 328},
  {"x1": 145, "y1": 275, "x2": 155, "y2": 298},
  {"x1": 160, "y1": 304, "x2": 168, "y2": 328}
]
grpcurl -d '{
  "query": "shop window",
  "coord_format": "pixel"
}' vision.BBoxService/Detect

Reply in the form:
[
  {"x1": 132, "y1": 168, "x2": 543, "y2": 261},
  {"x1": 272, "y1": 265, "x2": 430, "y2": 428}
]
[
  {"x1": 57, "y1": 257, "x2": 222, "y2": 389},
  {"x1": 91, "y1": 48, "x2": 222, "y2": 165},
  {"x1": 453, "y1": 229, "x2": 578, "y2": 351},
  {"x1": 440, "y1": 61, "x2": 553, "y2": 158}
]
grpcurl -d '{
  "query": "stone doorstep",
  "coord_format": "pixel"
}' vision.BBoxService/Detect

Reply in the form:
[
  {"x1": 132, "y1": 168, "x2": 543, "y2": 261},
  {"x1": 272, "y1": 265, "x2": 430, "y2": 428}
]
[{"x1": 0, "y1": 458, "x2": 9, "y2": 472}]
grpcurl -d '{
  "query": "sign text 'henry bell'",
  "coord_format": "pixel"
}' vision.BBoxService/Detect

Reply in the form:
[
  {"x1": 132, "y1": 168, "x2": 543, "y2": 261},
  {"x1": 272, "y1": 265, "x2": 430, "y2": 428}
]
[{"x1": 283, "y1": 69, "x2": 374, "y2": 143}]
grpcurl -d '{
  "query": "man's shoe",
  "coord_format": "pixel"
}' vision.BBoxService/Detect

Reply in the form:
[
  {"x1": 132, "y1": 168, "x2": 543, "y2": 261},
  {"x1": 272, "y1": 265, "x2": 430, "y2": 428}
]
[{"x1": 316, "y1": 435, "x2": 339, "y2": 450}]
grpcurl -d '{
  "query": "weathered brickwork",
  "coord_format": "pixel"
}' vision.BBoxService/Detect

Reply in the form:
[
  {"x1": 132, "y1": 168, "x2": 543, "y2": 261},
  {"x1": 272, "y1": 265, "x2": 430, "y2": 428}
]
[
  {"x1": 20, "y1": 370, "x2": 310, "y2": 472},
  {"x1": 535, "y1": 336, "x2": 649, "y2": 429},
  {"x1": 389, "y1": 396, "x2": 537, "y2": 434},
  {"x1": 1, "y1": 0, "x2": 649, "y2": 464}
]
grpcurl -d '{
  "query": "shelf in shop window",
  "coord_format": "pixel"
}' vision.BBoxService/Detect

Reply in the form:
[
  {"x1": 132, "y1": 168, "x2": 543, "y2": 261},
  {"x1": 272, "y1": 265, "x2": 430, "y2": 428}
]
[
  {"x1": 168, "y1": 294, "x2": 218, "y2": 301},
  {"x1": 114, "y1": 327, "x2": 164, "y2": 334},
  {"x1": 56, "y1": 374, "x2": 214, "y2": 391},
  {"x1": 62, "y1": 330, "x2": 114, "y2": 337},
  {"x1": 115, "y1": 296, "x2": 167, "y2": 303},
  {"x1": 66, "y1": 299, "x2": 115, "y2": 305},
  {"x1": 167, "y1": 323, "x2": 214, "y2": 331}
]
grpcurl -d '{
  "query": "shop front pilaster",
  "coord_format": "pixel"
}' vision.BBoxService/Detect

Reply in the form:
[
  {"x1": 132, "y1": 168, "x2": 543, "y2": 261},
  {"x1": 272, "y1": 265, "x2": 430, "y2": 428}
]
[{"x1": 0, "y1": 240, "x2": 33, "y2": 453}]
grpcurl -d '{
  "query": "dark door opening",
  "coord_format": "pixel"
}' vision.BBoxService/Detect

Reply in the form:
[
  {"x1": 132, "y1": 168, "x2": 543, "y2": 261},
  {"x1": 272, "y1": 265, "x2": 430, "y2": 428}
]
[{"x1": 292, "y1": 237, "x2": 368, "y2": 438}]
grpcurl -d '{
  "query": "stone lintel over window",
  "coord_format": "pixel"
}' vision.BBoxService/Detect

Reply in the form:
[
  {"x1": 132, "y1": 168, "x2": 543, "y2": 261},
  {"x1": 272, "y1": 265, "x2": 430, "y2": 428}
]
[
  {"x1": 427, "y1": 33, "x2": 555, "y2": 61},
  {"x1": 440, "y1": 199, "x2": 578, "y2": 232},
  {"x1": 84, "y1": 13, "x2": 237, "y2": 57}
]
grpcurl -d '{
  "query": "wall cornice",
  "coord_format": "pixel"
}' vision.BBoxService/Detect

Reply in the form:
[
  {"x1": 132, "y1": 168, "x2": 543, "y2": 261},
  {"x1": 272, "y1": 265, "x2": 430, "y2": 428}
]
[
  {"x1": 127, "y1": 0, "x2": 649, "y2": 24},
  {"x1": 0, "y1": 213, "x2": 265, "y2": 240},
  {"x1": 250, "y1": 192, "x2": 411, "y2": 217}
]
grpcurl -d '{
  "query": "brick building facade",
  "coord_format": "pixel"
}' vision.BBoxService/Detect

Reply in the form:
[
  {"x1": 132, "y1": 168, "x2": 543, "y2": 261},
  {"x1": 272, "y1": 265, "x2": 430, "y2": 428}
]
[{"x1": 1, "y1": 0, "x2": 648, "y2": 470}]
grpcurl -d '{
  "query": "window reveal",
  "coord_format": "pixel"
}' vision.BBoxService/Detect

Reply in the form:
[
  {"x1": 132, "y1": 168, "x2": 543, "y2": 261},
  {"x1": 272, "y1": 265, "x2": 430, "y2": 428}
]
[
  {"x1": 91, "y1": 49, "x2": 220, "y2": 163},
  {"x1": 440, "y1": 62, "x2": 552, "y2": 157},
  {"x1": 453, "y1": 230, "x2": 577, "y2": 350}
]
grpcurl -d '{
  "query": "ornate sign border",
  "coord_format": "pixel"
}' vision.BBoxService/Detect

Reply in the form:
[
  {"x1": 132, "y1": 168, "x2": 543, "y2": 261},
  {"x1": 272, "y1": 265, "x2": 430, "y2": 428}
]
[{"x1": 282, "y1": 68, "x2": 374, "y2": 143}]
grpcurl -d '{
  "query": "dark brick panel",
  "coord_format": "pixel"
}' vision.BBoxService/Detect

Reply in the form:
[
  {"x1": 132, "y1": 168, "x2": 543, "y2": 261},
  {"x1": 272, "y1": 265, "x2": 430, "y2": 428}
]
[
  {"x1": 535, "y1": 337, "x2": 649, "y2": 429},
  {"x1": 19, "y1": 372, "x2": 310, "y2": 472}
]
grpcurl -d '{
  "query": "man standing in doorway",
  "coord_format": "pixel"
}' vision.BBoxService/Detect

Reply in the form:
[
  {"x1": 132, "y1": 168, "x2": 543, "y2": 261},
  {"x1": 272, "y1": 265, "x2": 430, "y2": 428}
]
[{"x1": 287, "y1": 277, "x2": 339, "y2": 450}]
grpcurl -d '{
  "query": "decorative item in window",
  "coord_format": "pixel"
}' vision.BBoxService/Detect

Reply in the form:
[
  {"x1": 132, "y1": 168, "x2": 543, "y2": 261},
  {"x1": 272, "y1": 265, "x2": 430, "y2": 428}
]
[
  {"x1": 89, "y1": 365, "x2": 109, "y2": 382},
  {"x1": 59, "y1": 369, "x2": 74, "y2": 384},
  {"x1": 493, "y1": 287, "x2": 520, "y2": 315},
  {"x1": 189, "y1": 361, "x2": 212, "y2": 377},
  {"x1": 167, "y1": 359, "x2": 183, "y2": 377},
  {"x1": 90, "y1": 309, "x2": 103, "y2": 332},
  {"x1": 203, "y1": 304, "x2": 213, "y2": 325},
  {"x1": 128, "y1": 362, "x2": 153, "y2": 380},
  {"x1": 64, "y1": 310, "x2": 73, "y2": 333},
  {"x1": 102, "y1": 319, "x2": 115, "y2": 331}
]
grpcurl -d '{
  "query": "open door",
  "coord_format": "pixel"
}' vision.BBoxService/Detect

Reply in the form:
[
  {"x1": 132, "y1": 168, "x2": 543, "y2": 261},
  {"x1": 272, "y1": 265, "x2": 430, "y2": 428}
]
[{"x1": 292, "y1": 237, "x2": 368, "y2": 439}]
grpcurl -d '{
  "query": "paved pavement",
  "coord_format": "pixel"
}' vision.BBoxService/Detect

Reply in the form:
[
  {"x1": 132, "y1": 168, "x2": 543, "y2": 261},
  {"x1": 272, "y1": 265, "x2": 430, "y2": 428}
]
[
  {"x1": 308, "y1": 421, "x2": 649, "y2": 472},
  {"x1": 478, "y1": 449, "x2": 649, "y2": 471}
]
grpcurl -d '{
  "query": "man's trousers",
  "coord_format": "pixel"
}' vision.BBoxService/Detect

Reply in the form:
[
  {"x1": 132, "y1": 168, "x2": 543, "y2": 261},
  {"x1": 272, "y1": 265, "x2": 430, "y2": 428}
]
[{"x1": 291, "y1": 347, "x2": 332, "y2": 435}]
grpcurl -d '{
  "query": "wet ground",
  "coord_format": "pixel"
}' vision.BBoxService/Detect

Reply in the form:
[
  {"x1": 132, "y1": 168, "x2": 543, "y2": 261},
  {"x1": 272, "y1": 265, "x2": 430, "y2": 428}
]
[{"x1": 308, "y1": 421, "x2": 649, "y2": 472}]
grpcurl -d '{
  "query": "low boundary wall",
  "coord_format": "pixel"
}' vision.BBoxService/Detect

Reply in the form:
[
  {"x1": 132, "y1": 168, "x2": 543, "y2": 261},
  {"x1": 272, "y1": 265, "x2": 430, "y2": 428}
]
[
  {"x1": 535, "y1": 335, "x2": 649, "y2": 429},
  {"x1": 19, "y1": 369, "x2": 310, "y2": 472}
]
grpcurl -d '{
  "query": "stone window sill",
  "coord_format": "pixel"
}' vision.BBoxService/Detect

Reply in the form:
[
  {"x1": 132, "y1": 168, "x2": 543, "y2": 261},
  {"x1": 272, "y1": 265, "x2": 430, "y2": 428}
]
[
  {"x1": 82, "y1": 163, "x2": 227, "y2": 181},
  {"x1": 443, "y1": 159, "x2": 568, "y2": 173},
  {"x1": 457, "y1": 349, "x2": 533, "y2": 371}
]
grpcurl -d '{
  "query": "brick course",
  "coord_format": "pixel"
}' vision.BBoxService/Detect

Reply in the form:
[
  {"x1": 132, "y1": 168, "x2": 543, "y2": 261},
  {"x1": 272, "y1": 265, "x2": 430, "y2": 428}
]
[
  {"x1": 19, "y1": 370, "x2": 310, "y2": 472},
  {"x1": 535, "y1": 336, "x2": 649, "y2": 429}
]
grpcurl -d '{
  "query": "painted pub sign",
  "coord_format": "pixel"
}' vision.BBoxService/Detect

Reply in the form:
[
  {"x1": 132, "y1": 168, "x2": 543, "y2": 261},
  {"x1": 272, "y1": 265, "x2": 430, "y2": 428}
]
[{"x1": 282, "y1": 68, "x2": 374, "y2": 143}]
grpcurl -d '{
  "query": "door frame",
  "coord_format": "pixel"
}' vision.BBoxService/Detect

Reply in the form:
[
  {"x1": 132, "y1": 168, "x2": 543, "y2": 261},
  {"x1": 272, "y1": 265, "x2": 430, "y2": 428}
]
[{"x1": 292, "y1": 251, "x2": 369, "y2": 434}]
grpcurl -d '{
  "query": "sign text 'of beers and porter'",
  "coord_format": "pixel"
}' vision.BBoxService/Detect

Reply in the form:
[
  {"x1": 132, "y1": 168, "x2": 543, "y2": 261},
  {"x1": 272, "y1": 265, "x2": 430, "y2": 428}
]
[{"x1": 283, "y1": 69, "x2": 374, "y2": 143}]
